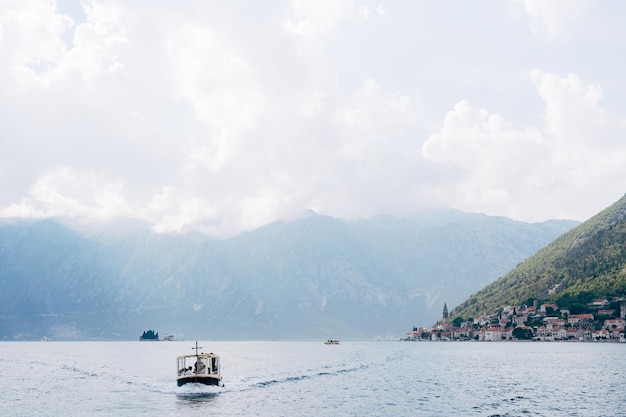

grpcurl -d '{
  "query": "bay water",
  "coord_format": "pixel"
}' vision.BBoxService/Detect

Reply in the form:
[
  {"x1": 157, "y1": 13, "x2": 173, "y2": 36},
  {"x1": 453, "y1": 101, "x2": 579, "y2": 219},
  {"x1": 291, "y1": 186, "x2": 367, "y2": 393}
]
[{"x1": 1, "y1": 340, "x2": 624, "y2": 416}]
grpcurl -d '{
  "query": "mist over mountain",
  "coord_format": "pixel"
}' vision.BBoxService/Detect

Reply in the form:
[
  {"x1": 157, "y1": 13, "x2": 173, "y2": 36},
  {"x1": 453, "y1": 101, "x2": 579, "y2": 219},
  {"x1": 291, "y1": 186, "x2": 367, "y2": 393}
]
[{"x1": 0, "y1": 210, "x2": 577, "y2": 340}]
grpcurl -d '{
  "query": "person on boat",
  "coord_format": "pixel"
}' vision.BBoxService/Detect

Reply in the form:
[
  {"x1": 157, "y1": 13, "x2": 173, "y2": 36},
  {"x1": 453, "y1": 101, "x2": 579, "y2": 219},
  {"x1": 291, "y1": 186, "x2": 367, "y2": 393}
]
[
  {"x1": 184, "y1": 366, "x2": 193, "y2": 375},
  {"x1": 194, "y1": 359, "x2": 206, "y2": 374}
]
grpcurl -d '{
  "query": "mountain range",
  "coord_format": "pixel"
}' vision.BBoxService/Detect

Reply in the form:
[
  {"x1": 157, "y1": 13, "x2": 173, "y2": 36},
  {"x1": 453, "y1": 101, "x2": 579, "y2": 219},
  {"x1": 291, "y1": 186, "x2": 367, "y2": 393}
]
[{"x1": 0, "y1": 210, "x2": 577, "y2": 340}]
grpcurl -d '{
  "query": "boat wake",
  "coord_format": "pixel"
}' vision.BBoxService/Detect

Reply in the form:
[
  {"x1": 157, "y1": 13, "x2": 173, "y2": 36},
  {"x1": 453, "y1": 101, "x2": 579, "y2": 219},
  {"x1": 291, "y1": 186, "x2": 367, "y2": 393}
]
[
  {"x1": 238, "y1": 364, "x2": 369, "y2": 392},
  {"x1": 176, "y1": 383, "x2": 224, "y2": 400}
]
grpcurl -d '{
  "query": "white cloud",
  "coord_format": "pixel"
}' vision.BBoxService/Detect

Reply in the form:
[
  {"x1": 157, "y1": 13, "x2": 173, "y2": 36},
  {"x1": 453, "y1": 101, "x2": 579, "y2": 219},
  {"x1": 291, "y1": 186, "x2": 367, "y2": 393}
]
[
  {"x1": 166, "y1": 24, "x2": 268, "y2": 173},
  {"x1": 285, "y1": 0, "x2": 355, "y2": 41},
  {"x1": 0, "y1": 0, "x2": 72, "y2": 66},
  {"x1": 336, "y1": 78, "x2": 418, "y2": 138},
  {"x1": 65, "y1": 0, "x2": 128, "y2": 85},
  {"x1": 0, "y1": 0, "x2": 126, "y2": 90},
  {"x1": 358, "y1": 3, "x2": 387, "y2": 19},
  {"x1": 1, "y1": 166, "x2": 131, "y2": 219},
  {"x1": 167, "y1": 24, "x2": 266, "y2": 130},
  {"x1": 1, "y1": 1, "x2": 626, "y2": 236},
  {"x1": 531, "y1": 71, "x2": 623, "y2": 147},
  {"x1": 423, "y1": 71, "x2": 626, "y2": 222},
  {"x1": 514, "y1": 0, "x2": 595, "y2": 40},
  {"x1": 145, "y1": 186, "x2": 217, "y2": 234},
  {"x1": 422, "y1": 100, "x2": 545, "y2": 213}
]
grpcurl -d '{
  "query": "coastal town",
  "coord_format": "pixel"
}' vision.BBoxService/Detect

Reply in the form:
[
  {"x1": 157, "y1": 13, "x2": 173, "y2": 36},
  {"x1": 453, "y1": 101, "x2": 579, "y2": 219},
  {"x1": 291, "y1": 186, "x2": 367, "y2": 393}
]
[{"x1": 406, "y1": 297, "x2": 626, "y2": 342}]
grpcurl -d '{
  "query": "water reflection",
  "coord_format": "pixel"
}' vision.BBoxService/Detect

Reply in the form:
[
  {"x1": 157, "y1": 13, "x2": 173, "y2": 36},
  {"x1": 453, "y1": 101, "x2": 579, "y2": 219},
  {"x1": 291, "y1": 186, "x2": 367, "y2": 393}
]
[
  {"x1": 177, "y1": 391, "x2": 219, "y2": 401},
  {"x1": 176, "y1": 391, "x2": 220, "y2": 409},
  {"x1": 175, "y1": 383, "x2": 222, "y2": 407}
]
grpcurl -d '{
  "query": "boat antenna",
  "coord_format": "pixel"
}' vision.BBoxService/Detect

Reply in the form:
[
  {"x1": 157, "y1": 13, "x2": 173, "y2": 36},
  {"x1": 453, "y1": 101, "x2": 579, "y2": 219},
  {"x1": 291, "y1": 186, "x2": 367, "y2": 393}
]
[{"x1": 192, "y1": 341, "x2": 203, "y2": 355}]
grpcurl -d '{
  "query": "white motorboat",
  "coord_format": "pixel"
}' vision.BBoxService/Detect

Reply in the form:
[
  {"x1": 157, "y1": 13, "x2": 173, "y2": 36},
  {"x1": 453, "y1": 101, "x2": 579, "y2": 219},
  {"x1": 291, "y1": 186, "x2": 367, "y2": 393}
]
[{"x1": 176, "y1": 342, "x2": 223, "y2": 387}]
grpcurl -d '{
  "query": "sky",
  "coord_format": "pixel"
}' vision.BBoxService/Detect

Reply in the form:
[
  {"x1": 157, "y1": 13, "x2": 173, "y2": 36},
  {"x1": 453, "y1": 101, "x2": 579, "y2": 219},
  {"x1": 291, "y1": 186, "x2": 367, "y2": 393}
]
[{"x1": 1, "y1": 0, "x2": 626, "y2": 237}]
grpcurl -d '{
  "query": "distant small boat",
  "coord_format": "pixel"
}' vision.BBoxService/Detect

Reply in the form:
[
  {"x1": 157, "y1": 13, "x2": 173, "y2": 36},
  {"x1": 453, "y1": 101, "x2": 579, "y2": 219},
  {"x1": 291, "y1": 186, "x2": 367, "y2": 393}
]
[
  {"x1": 176, "y1": 342, "x2": 223, "y2": 387},
  {"x1": 324, "y1": 339, "x2": 340, "y2": 345}
]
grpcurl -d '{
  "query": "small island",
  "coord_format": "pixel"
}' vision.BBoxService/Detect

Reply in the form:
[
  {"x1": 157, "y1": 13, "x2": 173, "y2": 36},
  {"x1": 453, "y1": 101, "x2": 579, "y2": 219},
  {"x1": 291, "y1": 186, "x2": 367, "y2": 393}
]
[{"x1": 139, "y1": 329, "x2": 159, "y2": 341}]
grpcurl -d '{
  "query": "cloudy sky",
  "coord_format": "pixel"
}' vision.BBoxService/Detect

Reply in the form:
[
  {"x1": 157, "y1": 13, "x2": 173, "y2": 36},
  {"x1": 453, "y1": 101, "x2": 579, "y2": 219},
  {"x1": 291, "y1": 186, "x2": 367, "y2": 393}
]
[{"x1": 1, "y1": 0, "x2": 626, "y2": 236}]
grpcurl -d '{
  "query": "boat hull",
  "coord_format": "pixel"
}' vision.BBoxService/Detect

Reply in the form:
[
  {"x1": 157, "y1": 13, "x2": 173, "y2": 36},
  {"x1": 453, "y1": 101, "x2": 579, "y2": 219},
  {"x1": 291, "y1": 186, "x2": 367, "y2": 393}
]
[{"x1": 177, "y1": 375, "x2": 222, "y2": 387}]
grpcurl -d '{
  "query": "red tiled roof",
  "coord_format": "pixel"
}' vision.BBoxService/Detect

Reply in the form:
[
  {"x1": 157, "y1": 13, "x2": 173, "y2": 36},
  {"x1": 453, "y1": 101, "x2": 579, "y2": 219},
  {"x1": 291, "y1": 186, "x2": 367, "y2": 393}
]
[{"x1": 570, "y1": 314, "x2": 594, "y2": 319}]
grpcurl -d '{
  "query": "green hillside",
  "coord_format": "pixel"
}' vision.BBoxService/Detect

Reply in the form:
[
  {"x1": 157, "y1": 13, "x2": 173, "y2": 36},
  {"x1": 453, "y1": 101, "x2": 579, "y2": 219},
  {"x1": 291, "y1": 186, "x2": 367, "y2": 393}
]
[{"x1": 451, "y1": 193, "x2": 626, "y2": 319}]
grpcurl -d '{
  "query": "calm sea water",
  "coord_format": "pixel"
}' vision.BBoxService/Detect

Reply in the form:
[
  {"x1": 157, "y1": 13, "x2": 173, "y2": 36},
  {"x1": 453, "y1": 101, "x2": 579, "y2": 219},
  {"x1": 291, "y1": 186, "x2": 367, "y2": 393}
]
[{"x1": 1, "y1": 340, "x2": 624, "y2": 416}]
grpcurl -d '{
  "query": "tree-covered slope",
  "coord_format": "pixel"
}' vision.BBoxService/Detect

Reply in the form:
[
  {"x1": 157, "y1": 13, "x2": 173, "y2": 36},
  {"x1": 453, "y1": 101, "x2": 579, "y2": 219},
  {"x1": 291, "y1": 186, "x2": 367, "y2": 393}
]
[{"x1": 451, "y1": 193, "x2": 626, "y2": 319}]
